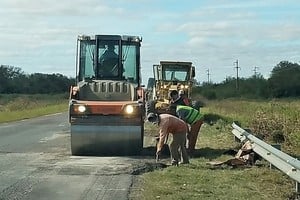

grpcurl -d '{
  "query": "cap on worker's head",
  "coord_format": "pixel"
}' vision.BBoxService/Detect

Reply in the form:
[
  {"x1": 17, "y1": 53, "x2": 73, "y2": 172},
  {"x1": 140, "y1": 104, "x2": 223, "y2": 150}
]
[
  {"x1": 147, "y1": 112, "x2": 158, "y2": 123},
  {"x1": 179, "y1": 90, "x2": 184, "y2": 95}
]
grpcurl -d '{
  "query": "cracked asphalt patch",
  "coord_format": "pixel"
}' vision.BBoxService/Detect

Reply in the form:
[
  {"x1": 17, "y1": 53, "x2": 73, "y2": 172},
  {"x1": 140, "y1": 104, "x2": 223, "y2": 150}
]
[
  {"x1": 0, "y1": 117, "x2": 168, "y2": 200},
  {"x1": 131, "y1": 162, "x2": 168, "y2": 175}
]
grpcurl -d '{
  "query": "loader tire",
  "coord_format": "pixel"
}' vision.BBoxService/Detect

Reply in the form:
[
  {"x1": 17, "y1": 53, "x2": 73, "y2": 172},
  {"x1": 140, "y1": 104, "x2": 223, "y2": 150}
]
[{"x1": 146, "y1": 100, "x2": 156, "y2": 116}]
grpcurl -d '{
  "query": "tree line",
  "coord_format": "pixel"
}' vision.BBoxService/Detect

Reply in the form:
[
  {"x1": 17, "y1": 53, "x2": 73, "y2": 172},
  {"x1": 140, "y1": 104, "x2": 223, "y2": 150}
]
[
  {"x1": 0, "y1": 65, "x2": 74, "y2": 94},
  {"x1": 1, "y1": 61, "x2": 300, "y2": 99},
  {"x1": 195, "y1": 61, "x2": 300, "y2": 99}
]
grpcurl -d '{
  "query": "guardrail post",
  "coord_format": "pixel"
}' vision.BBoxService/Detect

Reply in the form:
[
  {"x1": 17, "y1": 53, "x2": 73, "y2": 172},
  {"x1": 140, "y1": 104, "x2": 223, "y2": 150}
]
[{"x1": 234, "y1": 135, "x2": 240, "y2": 142}]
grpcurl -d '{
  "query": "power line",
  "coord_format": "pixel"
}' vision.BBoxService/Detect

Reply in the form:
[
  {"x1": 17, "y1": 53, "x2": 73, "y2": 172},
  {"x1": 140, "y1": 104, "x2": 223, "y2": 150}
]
[
  {"x1": 253, "y1": 66, "x2": 259, "y2": 77},
  {"x1": 234, "y1": 59, "x2": 240, "y2": 90},
  {"x1": 206, "y1": 69, "x2": 210, "y2": 83}
]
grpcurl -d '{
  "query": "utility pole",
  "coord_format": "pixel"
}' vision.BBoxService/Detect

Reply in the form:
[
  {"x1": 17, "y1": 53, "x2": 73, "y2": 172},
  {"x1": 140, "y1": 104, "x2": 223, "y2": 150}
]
[
  {"x1": 234, "y1": 59, "x2": 240, "y2": 90},
  {"x1": 206, "y1": 69, "x2": 210, "y2": 83},
  {"x1": 253, "y1": 66, "x2": 259, "y2": 77}
]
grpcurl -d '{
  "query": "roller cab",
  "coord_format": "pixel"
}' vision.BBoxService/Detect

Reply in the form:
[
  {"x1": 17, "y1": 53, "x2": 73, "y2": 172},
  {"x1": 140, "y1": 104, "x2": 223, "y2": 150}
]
[{"x1": 69, "y1": 35, "x2": 144, "y2": 156}]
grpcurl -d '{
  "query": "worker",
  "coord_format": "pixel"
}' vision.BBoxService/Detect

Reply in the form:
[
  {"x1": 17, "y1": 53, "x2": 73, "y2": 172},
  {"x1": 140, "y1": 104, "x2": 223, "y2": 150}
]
[
  {"x1": 176, "y1": 105, "x2": 204, "y2": 156},
  {"x1": 178, "y1": 90, "x2": 190, "y2": 105},
  {"x1": 99, "y1": 43, "x2": 119, "y2": 76},
  {"x1": 100, "y1": 44, "x2": 118, "y2": 62},
  {"x1": 170, "y1": 90, "x2": 190, "y2": 106},
  {"x1": 147, "y1": 112, "x2": 189, "y2": 166},
  {"x1": 169, "y1": 90, "x2": 190, "y2": 115}
]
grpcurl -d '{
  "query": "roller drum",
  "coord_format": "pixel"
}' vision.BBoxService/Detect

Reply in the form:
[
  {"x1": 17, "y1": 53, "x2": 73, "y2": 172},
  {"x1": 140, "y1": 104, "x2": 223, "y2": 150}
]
[{"x1": 70, "y1": 116, "x2": 144, "y2": 156}]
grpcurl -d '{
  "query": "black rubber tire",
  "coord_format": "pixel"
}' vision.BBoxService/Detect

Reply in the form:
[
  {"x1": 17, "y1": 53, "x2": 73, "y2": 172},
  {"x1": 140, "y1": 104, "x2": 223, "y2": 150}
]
[{"x1": 145, "y1": 100, "x2": 156, "y2": 116}]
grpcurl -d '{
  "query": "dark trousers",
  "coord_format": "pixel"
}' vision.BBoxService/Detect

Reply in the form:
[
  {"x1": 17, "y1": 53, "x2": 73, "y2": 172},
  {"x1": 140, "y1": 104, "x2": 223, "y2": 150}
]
[
  {"x1": 170, "y1": 132, "x2": 189, "y2": 164},
  {"x1": 187, "y1": 120, "x2": 203, "y2": 152}
]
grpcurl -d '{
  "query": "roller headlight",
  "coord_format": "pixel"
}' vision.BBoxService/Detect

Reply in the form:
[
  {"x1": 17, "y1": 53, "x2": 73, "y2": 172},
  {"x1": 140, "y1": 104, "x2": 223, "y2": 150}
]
[
  {"x1": 125, "y1": 105, "x2": 134, "y2": 114},
  {"x1": 180, "y1": 85, "x2": 185, "y2": 89},
  {"x1": 78, "y1": 105, "x2": 86, "y2": 113}
]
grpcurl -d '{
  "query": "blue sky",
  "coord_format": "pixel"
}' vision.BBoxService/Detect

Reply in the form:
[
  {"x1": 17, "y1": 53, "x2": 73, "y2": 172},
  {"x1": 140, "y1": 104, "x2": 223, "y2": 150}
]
[{"x1": 1, "y1": 0, "x2": 300, "y2": 84}]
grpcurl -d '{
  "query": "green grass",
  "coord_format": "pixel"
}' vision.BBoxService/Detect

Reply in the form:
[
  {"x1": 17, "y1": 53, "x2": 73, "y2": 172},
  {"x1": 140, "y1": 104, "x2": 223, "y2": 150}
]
[
  {"x1": 141, "y1": 164, "x2": 293, "y2": 200},
  {"x1": 139, "y1": 99, "x2": 299, "y2": 200},
  {"x1": 202, "y1": 99, "x2": 300, "y2": 156},
  {"x1": 0, "y1": 94, "x2": 68, "y2": 123},
  {"x1": 1, "y1": 95, "x2": 299, "y2": 199}
]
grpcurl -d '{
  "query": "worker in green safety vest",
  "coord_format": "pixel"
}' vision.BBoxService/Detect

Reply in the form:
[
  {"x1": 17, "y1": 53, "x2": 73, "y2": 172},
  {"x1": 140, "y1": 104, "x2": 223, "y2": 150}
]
[{"x1": 176, "y1": 105, "x2": 204, "y2": 156}]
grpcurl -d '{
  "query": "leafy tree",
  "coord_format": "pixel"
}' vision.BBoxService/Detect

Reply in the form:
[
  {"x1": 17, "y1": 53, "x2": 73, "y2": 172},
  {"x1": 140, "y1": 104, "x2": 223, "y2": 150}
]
[
  {"x1": 0, "y1": 65, "x2": 25, "y2": 93},
  {"x1": 197, "y1": 75, "x2": 270, "y2": 99},
  {"x1": 27, "y1": 73, "x2": 74, "y2": 94},
  {"x1": 197, "y1": 61, "x2": 300, "y2": 99},
  {"x1": 0, "y1": 65, "x2": 74, "y2": 94},
  {"x1": 268, "y1": 61, "x2": 300, "y2": 97}
]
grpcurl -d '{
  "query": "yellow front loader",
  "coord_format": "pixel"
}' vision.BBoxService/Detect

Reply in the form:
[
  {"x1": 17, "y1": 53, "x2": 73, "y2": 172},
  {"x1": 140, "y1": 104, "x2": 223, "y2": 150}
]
[{"x1": 145, "y1": 61, "x2": 201, "y2": 115}]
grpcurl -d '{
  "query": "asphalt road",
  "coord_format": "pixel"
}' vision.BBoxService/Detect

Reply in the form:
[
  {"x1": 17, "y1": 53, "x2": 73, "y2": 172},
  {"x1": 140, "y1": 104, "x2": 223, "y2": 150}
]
[{"x1": 0, "y1": 113, "x2": 159, "y2": 200}]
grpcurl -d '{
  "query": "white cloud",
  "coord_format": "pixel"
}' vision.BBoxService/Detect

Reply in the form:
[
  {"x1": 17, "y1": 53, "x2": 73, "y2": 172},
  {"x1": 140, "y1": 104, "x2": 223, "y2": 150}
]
[
  {"x1": 0, "y1": 0, "x2": 300, "y2": 83},
  {"x1": 1, "y1": 0, "x2": 104, "y2": 16}
]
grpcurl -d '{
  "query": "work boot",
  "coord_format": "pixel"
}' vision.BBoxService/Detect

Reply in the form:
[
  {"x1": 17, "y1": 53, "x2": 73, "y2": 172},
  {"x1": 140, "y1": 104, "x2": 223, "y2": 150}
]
[
  {"x1": 171, "y1": 159, "x2": 178, "y2": 166},
  {"x1": 187, "y1": 149, "x2": 195, "y2": 158},
  {"x1": 179, "y1": 161, "x2": 190, "y2": 165}
]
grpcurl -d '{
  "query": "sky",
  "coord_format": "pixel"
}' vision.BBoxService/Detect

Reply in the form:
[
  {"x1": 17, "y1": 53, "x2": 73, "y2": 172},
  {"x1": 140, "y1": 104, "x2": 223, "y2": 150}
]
[{"x1": 1, "y1": 0, "x2": 300, "y2": 84}]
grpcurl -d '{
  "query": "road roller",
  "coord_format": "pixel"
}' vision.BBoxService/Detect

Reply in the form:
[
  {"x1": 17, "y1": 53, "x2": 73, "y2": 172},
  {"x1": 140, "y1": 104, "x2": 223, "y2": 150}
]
[{"x1": 69, "y1": 35, "x2": 145, "y2": 156}]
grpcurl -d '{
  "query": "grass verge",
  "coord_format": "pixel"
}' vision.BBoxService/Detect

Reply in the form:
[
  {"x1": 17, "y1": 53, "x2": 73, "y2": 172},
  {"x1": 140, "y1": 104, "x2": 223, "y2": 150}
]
[
  {"x1": 0, "y1": 94, "x2": 68, "y2": 123},
  {"x1": 138, "y1": 99, "x2": 299, "y2": 200}
]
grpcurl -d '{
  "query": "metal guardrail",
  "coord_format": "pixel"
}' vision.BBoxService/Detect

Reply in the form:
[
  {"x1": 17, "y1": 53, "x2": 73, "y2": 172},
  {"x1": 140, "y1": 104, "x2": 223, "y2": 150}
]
[{"x1": 231, "y1": 122, "x2": 300, "y2": 195}]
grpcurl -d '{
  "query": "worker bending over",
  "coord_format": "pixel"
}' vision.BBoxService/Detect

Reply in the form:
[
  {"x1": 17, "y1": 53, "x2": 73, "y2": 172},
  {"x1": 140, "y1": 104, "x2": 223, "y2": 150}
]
[{"x1": 147, "y1": 113, "x2": 189, "y2": 166}]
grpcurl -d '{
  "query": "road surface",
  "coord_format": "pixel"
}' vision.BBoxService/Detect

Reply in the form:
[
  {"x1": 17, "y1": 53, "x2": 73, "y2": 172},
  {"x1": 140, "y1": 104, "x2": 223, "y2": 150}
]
[{"x1": 0, "y1": 113, "x2": 160, "y2": 200}]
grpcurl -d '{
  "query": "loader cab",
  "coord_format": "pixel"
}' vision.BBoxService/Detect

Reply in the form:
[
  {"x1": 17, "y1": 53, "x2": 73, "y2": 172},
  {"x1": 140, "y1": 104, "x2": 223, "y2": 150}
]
[
  {"x1": 153, "y1": 61, "x2": 195, "y2": 82},
  {"x1": 151, "y1": 61, "x2": 195, "y2": 101},
  {"x1": 76, "y1": 35, "x2": 142, "y2": 85},
  {"x1": 161, "y1": 62, "x2": 194, "y2": 81}
]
